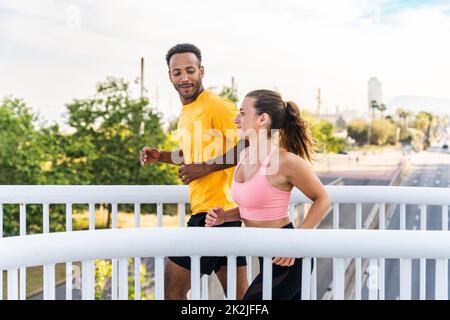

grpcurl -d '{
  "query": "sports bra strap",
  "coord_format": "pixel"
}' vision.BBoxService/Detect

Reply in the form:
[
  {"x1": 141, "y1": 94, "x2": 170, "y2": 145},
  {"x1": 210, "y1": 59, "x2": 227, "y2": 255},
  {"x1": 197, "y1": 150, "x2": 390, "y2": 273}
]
[{"x1": 261, "y1": 146, "x2": 278, "y2": 167}]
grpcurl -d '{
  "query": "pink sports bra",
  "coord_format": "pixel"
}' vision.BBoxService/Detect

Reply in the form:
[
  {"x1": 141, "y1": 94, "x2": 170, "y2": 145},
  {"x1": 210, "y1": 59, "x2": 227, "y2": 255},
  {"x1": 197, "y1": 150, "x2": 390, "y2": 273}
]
[{"x1": 231, "y1": 147, "x2": 291, "y2": 221}]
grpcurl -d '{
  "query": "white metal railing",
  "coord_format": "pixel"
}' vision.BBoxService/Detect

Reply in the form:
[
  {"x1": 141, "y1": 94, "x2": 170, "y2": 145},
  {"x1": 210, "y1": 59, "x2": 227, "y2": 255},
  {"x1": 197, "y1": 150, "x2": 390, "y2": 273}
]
[
  {"x1": 0, "y1": 185, "x2": 449, "y2": 301},
  {"x1": 1, "y1": 228, "x2": 450, "y2": 300}
]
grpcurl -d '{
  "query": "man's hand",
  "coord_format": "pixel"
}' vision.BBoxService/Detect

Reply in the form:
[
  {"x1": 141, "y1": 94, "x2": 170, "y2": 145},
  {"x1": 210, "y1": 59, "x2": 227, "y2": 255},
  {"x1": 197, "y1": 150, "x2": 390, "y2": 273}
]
[
  {"x1": 205, "y1": 207, "x2": 226, "y2": 227},
  {"x1": 140, "y1": 147, "x2": 160, "y2": 166},
  {"x1": 178, "y1": 163, "x2": 210, "y2": 184}
]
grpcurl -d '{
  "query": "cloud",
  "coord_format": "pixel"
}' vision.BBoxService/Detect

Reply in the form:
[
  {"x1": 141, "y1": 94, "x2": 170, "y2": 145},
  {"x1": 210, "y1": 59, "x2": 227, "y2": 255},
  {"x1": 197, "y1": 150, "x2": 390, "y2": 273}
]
[{"x1": 1, "y1": 0, "x2": 450, "y2": 125}]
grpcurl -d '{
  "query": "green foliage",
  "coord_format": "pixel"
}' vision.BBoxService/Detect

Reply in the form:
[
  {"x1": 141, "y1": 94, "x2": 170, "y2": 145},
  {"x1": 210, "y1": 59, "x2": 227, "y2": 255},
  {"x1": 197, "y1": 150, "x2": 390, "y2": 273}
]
[
  {"x1": 347, "y1": 118, "x2": 397, "y2": 146},
  {"x1": 217, "y1": 85, "x2": 239, "y2": 103},
  {"x1": 65, "y1": 77, "x2": 178, "y2": 186},
  {"x1": 347, "y1": 119, "x2": 368, "y2": 146},
  {"x1": 301, "y1": 110, "x2": 346, "y2": 153},
  {"x1": 0, "y1": 97, "x2": 46, "y2": 184},
  {"x1": 94, "y1": 258, "x2": 154, "y2": 300},
  {"x1": 208, "y1": 83, "x2": 239, "y2": 104},
  {"x1": 0, "y1": 78, "x2": 179, "y2": 235},
  {"x1": 371, "y1": 118, "x2": 397, "y2": 145}
]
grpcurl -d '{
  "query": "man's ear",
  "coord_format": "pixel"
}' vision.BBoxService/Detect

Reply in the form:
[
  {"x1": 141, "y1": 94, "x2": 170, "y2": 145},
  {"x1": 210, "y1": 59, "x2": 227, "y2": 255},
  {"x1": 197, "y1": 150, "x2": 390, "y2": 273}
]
[{"x1": 199, "y1": 65, "x2": 205, "y2": 78}]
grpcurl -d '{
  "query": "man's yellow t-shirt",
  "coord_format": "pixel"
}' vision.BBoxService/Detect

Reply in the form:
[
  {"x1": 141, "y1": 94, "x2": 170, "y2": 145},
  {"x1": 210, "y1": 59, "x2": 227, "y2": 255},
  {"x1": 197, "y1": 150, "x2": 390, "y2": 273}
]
[{"x1": 177, "y1": 90, "x2": 238, "y2": 215}]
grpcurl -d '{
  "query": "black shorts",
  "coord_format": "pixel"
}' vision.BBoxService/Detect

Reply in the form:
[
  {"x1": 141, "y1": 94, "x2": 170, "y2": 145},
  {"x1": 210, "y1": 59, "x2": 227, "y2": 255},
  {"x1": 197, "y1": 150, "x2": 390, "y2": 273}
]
[
  {"x1": 168, "y1": 212, "x2": 247, "y2": 275},
  {"x1": 243, "y1": 223, "x2": 314, "y2": 300}
]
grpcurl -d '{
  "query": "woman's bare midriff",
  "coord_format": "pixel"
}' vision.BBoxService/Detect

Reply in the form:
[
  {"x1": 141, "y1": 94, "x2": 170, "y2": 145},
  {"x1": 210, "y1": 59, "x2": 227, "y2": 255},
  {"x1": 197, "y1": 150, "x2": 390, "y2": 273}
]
[{"x1": 243, "y1": 216, "x2": 292, "y2": 228}]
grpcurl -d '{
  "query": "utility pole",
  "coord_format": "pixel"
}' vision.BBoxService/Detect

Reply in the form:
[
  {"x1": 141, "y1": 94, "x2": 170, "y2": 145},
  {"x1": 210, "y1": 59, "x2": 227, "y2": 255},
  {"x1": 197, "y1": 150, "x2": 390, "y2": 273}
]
[
  {"x1": 136, "y1": 57, "x2": 145, "y2": 186},
  {"x1": 367, "y1": 101, "x2": 372, "y2": 145},
  {"x1": 140, "y1": 57, "x2": 144, "y2": 99},
  {"x1": 316, "y1": 88, "x2": 322, "y2": 118}
]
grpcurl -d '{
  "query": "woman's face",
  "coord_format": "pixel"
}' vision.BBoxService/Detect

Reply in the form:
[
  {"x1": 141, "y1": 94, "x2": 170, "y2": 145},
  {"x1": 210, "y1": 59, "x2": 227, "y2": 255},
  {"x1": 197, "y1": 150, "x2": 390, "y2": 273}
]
[{"x1": 235, "y1": 96, "x2": 268, "y2": 140}]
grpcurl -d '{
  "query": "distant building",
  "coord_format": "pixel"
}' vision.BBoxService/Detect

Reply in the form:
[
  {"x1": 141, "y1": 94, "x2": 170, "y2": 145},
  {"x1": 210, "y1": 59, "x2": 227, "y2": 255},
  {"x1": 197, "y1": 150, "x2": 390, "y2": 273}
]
[
  {"x1": 368, "y1": 77, "x2": 382, "y2": 106},
  {"x1": 316, "y1": 109, "x2": 366, "y2": 127}
]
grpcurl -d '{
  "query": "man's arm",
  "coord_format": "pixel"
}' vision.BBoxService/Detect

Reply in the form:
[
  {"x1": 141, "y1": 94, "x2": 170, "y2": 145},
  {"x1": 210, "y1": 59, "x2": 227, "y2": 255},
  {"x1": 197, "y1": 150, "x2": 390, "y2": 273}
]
[
  {"x1": 178, "y1": 139, "x2": 248, "y2": 184},
  {"x1": 140, "y1": 147, "x2": 184, "y2": 166},
  {"x1": 159, "y1": 149, "x2": 184, "y2": 165}
]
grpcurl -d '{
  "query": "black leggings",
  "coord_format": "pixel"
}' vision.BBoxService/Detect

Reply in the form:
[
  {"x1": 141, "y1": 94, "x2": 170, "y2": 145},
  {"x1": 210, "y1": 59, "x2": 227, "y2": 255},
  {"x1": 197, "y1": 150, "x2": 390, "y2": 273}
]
[{"x1": 243, "y1": 223, "x2": 313, "y2": 300}]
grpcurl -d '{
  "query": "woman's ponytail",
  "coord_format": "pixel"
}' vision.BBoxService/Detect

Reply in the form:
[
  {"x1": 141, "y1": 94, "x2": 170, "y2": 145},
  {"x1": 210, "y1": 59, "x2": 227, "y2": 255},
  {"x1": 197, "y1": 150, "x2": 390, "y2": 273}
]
[{"x1": 281, "y1": 101, "x2": 314, "y2": 162}]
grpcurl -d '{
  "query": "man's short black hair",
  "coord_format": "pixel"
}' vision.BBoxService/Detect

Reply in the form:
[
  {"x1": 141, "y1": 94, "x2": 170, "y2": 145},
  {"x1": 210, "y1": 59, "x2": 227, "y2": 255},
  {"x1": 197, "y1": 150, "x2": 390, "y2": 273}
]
[{"x1": 166, "y1": 43, "x2": 202, "y2": 66}]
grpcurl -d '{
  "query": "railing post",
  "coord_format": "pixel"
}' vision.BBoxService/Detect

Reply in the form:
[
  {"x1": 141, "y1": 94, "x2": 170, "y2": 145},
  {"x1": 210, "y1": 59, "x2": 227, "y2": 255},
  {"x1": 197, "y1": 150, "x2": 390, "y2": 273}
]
[
  {"x1": 201, "y1": 275, "x2": 209, "y2": 300},
  {"x1": 43, "y1": 203, "x2": 55, "y2": 300},
  {"x1": 400, "y1": 258, "x2": 412, "y2": 300},
  {"x1": 419, "y1": 204, "x2": 427, "y2": 300},
  {"x1": 378, "y1": 203, "x2": 385, "y2": 300},
  {"x1": 81, "y1": 203, "x2": 96, "y2": 300},
  {"x1": 262, "y1": 257, "x2": 272, "y2": 300},
  {"x1": 436, "y1": 205, "x2": 449, "y2": 300},
  {"x1": 154, "y1": 257, "x2": 165, "y2": 300},
  {"x1": 190, "y1": 256, "x2": 201, "y2": 300},
  {"x1": 368, "y1": 258, "x2": 378, "y2": 300},
  {"x1": 333, "y1": 258, "x2": 345, "y2": 300},
  {"x1": 301, "y1": 258, "x2": 311, "y2": 300},
  {"x1": 178, "y1": 203, "x2": 186, "y2": 227},
  {"x1": 400, "y1": 204, "x2": 406, "y2": 230},
  {"x1": 81, "y1": 261, "x2": 95, "y2": 300},
  {"x1": 355, "y1": 203, "x2": 362, "y2": 300},
  {"x1": 19, "y1": 203, "x2": 26, "y2": 300},
  {"x1": 311, "y1": 258, "x2": 317, "y2": 300},
  {"x1": 226, "y1": 256, "x2": 237, "y2": 300},
  {"x1": 118, "y1": 258, "x2": 128, "y2": 300},
  {"x1": 134, "y1": 203, "x2": 141, "y2": 300},
  {"x1": 7, "y1": 268, "x2": 18, "y2": 300},
  {"x1": 43, "y1": 264, "x2": 56, "y2": 300},
  {"x1": 332, "y1": 203, "x2": 341, "y2": 299},
  {"x1": 157, "y1": 203, "x2": 163, "y2": 227},
  {"x1": 111, "y1": 203, "x2": 118, "y2": 300},
  {"x1": 246, "y1": 256, "x2": 253, "y2": 287},
  {"x1": 66, "y1": 203, "x2": 73, "y2": 300}
]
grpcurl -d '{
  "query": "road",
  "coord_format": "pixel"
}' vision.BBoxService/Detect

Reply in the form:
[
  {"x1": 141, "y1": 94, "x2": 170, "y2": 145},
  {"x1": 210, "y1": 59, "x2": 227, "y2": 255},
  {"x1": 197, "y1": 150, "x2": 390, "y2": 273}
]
[
  {"x1": 315, "y1": 177, "x2": 390, "y2": 299},
  {"x1": 361, "y1": 146, "x2": 450, "y2": 299}
]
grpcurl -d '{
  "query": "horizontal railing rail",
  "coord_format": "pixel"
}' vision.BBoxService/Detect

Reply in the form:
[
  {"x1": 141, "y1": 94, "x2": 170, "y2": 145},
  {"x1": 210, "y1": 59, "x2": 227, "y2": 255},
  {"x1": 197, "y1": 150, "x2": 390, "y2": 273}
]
[
  {"x1": 1, "y1": 228, "x2": 450, "y2": 300},
  {"x1": 0, "y1": 185, "x2": 450, "y2": 204},
  {"x1": 1, "y1": 185, "x2": 449, "y2": 301}
]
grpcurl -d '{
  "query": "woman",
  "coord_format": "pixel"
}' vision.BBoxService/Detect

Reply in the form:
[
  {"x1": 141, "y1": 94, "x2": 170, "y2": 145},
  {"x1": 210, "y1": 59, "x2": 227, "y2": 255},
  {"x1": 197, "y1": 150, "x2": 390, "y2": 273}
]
[{"x1": 205, "y1": 89, "x2": 330, "y2": 300}]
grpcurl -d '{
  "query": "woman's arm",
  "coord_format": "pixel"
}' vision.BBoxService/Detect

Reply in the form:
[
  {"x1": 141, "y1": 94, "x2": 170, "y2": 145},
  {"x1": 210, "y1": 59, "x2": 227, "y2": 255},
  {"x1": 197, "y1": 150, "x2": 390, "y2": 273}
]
[
  {"x1": 283, "y1": 154, "x2": 331, "y2": 229},
  {"x1": 205, "y1": 206, "x2": 241, "y2": 227}
]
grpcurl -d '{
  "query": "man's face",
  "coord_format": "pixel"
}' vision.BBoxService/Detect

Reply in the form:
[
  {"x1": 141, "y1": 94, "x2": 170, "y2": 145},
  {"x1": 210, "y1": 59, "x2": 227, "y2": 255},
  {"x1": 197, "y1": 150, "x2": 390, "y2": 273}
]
[{"x1": 168, "y1": 52, "x2": 204, "y2": 100}]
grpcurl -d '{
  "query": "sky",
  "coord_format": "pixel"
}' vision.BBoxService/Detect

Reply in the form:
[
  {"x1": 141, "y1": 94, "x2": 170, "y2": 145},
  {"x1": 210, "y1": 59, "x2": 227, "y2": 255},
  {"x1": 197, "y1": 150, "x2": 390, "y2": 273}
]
[{"x1": 1, "y1": 0, "x2": 450, "y2": 127}]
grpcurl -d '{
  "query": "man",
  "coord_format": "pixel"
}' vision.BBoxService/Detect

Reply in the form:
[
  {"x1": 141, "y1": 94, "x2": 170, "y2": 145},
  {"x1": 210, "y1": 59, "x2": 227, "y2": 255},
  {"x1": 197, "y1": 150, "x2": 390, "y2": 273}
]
[{"x1": 140, "y1": 43, "x2": 248, "y2": 300}]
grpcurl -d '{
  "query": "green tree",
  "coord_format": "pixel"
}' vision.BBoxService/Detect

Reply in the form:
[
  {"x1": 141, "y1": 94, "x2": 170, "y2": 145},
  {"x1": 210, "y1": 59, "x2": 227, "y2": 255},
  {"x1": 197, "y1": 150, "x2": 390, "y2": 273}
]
[
  {"x1": 217, "y1": 85, "x2": 239, "y2": 103},
  {"x1": 347, "y1": 119, "x2": 369, "y2": 146},
  {"x1": 413, "y1": 111, "x2": 436, "y2": 148},
  {"x1": 0, "y1": 97, "x2": 46, "y2": 185},
  {"x1": 371, "y1": 118, "x2": 397, "y2": 145},
  {"x1": 208, "y1": 77, "x2": 239, "y2": 104},
  {"x1": 0, "y1": 97, "x2": 51, "y2": 235},
  {"x1": 301, "y1": 110, "x2": 346, "y2": 153},
  {"x1": 65, "y1": 77, "x2": 179, "y2": 226}
]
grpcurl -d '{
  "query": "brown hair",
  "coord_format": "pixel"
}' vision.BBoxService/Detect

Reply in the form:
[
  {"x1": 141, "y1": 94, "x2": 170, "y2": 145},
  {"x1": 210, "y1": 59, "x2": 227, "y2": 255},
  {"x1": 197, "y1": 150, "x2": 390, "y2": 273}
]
[{"x1": 245, "y1": 89, "x2": 314, "y2": 162}]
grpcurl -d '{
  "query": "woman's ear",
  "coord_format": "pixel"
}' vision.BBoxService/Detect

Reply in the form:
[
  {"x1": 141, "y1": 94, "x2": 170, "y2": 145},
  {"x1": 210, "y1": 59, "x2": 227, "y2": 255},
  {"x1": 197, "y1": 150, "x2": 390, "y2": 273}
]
[{"x1": 258, "y1": 113, "x2": 270, "y2": 128}]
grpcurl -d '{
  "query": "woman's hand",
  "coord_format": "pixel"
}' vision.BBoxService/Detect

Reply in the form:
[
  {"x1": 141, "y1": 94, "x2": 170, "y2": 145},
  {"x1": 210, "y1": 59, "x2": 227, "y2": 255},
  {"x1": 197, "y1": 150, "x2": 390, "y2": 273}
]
[
  {"x1": 272, "y1": 257, "x2": 295, "y2": 267},
  {"x1": 205, "y1": 207, "x2": 226, "y2": 227}
]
